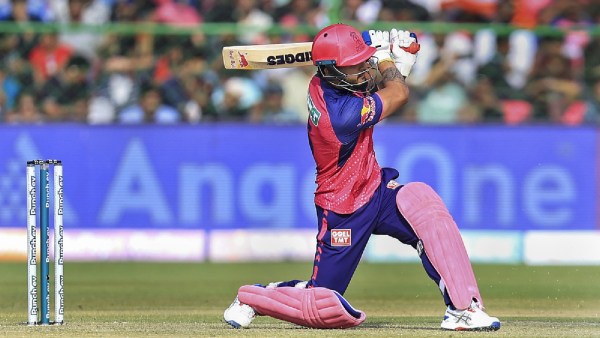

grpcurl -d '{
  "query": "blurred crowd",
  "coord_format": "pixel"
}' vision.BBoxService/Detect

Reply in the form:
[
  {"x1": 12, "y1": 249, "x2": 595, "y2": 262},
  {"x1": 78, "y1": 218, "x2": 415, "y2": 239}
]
[{"x1": 0, "y1": 0, "x2": 600, "y2": 125}]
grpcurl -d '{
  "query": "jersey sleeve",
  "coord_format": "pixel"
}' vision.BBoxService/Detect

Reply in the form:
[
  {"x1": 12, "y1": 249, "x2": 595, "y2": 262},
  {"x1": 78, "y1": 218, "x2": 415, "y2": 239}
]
[{"x1": 330, "y1": 93, "x2": 383, "y2": 144}]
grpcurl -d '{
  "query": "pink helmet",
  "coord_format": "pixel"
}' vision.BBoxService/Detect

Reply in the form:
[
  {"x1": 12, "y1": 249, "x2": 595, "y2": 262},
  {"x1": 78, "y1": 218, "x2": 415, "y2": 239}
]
[{"x1": 311, "y1": 24, "x2": 376, "y2": 67}]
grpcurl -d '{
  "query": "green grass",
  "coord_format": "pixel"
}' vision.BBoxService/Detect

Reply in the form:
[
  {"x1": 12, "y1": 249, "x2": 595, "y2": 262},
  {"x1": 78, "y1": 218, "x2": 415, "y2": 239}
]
[{"x1": 0, "y1": 262, "x2": 599, "y2": 337}]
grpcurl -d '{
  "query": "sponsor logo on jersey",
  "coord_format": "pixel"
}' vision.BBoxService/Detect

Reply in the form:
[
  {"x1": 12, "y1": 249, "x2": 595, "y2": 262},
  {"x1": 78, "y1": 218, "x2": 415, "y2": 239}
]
[
  {"x1": 359, "y1": 96, "x2": 376, "y2": 126},
  {"x1": 331, "y1": 229, "x2": 351, "y2": 246},
  {"x1": 308, "y1": 95, "x2": 321, "y2": 126}
]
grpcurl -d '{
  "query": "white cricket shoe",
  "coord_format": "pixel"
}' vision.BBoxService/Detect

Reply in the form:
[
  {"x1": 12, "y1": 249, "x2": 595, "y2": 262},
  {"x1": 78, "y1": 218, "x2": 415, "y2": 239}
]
[
  {"x1": 441, "y1": 299, "x2": 501, "y2": 331},
  {"x1": 223, "y1": 296, "x2": 256, "y2": 329}
]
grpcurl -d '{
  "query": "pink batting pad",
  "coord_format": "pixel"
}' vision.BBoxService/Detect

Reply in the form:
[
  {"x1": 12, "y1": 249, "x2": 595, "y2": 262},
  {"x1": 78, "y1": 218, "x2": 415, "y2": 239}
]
[
  {"x1": 396, "y1": 182, "x2": 482, "y2": 310},
  {"x1": 238, "y1": 285, "x2": 366, "y2": 329}
]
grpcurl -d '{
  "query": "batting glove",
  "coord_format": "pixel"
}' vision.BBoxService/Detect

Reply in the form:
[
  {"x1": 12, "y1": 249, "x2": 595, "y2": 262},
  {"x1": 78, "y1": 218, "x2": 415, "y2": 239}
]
[
  {"x1": 390, "y1": 29, "x2": 420, "y2": 77},
  {"x1": 362, "y1": 30, "x2": 393, "y2": 64}
]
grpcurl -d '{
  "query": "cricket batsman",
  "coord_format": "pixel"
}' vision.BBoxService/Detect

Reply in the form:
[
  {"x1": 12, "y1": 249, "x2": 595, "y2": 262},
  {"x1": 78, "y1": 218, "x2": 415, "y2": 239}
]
[{"x1": 224, "y1": 23, "x2": 501, "y2": 331}]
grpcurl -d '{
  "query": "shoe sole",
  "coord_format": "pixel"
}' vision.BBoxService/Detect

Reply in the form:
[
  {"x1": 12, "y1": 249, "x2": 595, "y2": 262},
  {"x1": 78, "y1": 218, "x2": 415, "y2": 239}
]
[
  {"x1": 224, "y1": 319, "x2": 242, "y2": 329},
  {"x1": 442, "y1": 321, "x2": 501, "y2": 331}
]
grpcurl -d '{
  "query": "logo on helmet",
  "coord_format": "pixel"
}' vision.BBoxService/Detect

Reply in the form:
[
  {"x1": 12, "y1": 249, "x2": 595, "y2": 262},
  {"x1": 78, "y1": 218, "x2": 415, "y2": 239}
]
[{"x1": 350, "y1": 31, "x2": 364, "y2": 52}]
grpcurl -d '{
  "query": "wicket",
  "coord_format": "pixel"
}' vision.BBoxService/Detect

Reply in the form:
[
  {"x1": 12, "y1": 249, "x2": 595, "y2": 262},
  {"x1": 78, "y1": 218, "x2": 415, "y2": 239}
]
[{"x1": 26, "y1": 159, "x2": 64, "y2": 326}]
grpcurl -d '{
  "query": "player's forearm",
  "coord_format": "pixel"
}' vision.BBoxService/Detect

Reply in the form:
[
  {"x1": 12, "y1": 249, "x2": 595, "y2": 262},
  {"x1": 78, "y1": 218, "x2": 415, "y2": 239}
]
[
  {"x1": 379, "y1": 61, "x2": 406, "y2": 85},
  {"x1": 377, "y1": 61, "x2": 409, "y2": 118}
]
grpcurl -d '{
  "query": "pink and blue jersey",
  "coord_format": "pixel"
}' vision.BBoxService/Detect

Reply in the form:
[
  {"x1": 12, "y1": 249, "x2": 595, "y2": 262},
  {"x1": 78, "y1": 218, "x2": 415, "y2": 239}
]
[
  {"x1": 307, "y1": 75, "x2": 384, "y2": 214},
  {"x1": 278, "y1": 75, "x2": 449, "y2": 303}
]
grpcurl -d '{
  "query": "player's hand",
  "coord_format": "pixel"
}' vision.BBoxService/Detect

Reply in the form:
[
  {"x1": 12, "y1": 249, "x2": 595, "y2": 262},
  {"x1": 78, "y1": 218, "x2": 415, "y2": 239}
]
[
  {"x1": 362, "y1": 30, "x2": 393, "y2": 64},
  {"x1": 390, "y1": 29, "x2": 420, "y2": 77}
]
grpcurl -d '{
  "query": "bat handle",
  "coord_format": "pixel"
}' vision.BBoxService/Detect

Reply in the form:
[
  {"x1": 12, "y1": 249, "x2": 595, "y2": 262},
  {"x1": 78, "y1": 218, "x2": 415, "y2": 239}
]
[{"x1": 361, "y1": 31, "x2": 372, "y2": 46}]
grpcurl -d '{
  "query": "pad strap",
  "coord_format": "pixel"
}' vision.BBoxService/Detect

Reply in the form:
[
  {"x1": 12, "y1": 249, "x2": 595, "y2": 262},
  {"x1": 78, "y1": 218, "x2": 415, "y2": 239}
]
[{"x1": 238, "y1": 285, "x2": 366, "y2": 329}]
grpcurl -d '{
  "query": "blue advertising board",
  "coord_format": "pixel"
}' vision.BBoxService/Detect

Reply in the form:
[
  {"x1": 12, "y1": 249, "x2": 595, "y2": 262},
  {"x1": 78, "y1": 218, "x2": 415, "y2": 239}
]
[{"x1": 0, "y1": 124, "x2": 596, "y2": 230}]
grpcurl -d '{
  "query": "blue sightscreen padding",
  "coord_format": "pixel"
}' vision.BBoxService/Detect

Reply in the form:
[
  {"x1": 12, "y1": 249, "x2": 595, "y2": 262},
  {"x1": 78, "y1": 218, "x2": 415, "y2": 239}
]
[{"x1": 0, "y1": 124, "x2": 596, "y2": 230}]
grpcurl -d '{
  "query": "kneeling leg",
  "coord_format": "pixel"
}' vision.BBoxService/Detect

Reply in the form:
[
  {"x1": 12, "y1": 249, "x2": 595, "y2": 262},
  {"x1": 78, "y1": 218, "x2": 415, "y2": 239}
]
[{"x1": 238, "y1": 284, "x2": 366, "y2": 329}]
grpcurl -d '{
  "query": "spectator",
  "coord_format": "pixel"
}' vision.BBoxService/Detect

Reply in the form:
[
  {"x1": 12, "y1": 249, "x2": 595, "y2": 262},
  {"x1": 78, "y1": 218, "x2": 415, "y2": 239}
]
[
  {"x1": 538, "y1": 0, "x2": 593, "y2": 28},
  {"x1": 342, "y1": 0, "x2": 382, "y2": 24},
  {"x1": 443, "y1": 32, "x2": 477, "y2": 86},
  {"x1": 4, "y1": 90, "x2": 44, "y2": 123},
  {"x1": 279, "y1": 66, "x2": 314, "y2": 122},
  {"x1": 109, "y1": 0, "x2": 150, "y2": 21},
  {"x1": 0, "y1": 0, "x2": 45, "y2": 22},
  {"x1": 511, "y1": 0, "x2": 553, "y2": 28},
  {"x1": 505, "y1": 30, "x2": 537, "y2": 89},
  {"x1": 37, "y1": 54, "x2": 92, "y2": 122},
  {"x1": 0, "y1": 0, "x2": 599, "y2": 126},
  {"x1": 583, "y1": 34, "x2": 600, "y2": 86},
  {"x1": 152, "y1": 36, "x2": 186, "y2": 84},
  {"x1": 87, "y1": 56, "x2": 142, "y2": 124},
  {"x1": 0, "y1": 66, "x2": 22, "y2": 114},
  {"x1": 0, "y1": 84, "x2": 5, "y2": 119},
  {"x1": 340, "y1": 0, "x2": 367, "y2": 22},
  {"x1": 440, "y1": 0, "x2": 496, "y2": 22},
  {"x1": 118, "y1": 84, "x2": 181, "y2": 123},
  {"x1": 493, "y1": 0, "x2": 516, "y2": 24},
  {"x1": 277, "y1": 0, "x2": 327, "y2": 41},
  {"x1": 477, "y1": 35, "x2": 525, "y2": 100},
  {"x1": 405, "y1": 31, "x2": 443, "y2": 87},
  {"x1": 180, "y1": 71, "x2": 220, "y2": 122},
  {"x1": 213, "y1": 76, "x2": 262, "y2": 121},
  {"x1": 0, "y1": 1, "x2": 47, "y2": 98},
  {"x1": 52, "y1": 0, "x2": 112, "y2": 60},
  {"x1": 413, "y1": 55, "x2": 470, "y2": 124},
  {"x1": 251, "y1": 64, "x2": 313, "y2": 122},
  {"x1": 583, "y1": 75, "x2": 600, "y2": 124},
  {"x1": 233, "y1": 0, "x2": 273, "y2": 44},
  {"x1": 409, "y1": 31, "x2": 476, "y2": 88},
  {"x1": 28, "y1": 32, "x2": 73, "y2": 87},
  {"x1": 249, "y1": 82, "x2": 300, "y2": 123},
  {"x1": 201, "y1": 0, "x2": 235, "y2": 22},
  {"x1": 461, "y1": 76, "x2": 504, "y2": 123},
  {"x1": 378, "y1": 0, "x2": 431, "y2": 22},
  {"x1": 525, "y1": 36, "x2": 583, "y2": 123},
  {"x1": 0, "y1": 0, "x2": 43, "y2": 62},
  {"x1": 160, "y1": 48, "x2": 218, "y2": 122},
  {"x1": 153, "y1": 0, "x2": 201, "y2": 27}
]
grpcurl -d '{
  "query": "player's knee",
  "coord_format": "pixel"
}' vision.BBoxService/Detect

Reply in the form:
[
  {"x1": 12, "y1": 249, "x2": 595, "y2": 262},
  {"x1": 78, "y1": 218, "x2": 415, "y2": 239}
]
[
  {"x1": 396, "y1": 182, "x2": 452, "y2": 231},
  {"x1": 397, "y1": 182, "x2": 444, "y2": 210}
]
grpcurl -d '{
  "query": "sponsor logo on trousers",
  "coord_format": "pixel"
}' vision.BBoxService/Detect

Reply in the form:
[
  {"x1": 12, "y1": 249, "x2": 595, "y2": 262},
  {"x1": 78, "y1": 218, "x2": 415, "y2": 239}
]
[{"x1": 331, "y1": 229, "x2": 351, "y2": 246}]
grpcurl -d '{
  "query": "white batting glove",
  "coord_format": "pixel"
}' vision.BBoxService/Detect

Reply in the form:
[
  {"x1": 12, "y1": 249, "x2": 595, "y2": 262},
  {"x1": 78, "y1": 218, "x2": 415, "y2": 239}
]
[
  {"x1": 366, "y1": 30, "x2": 393, "y2": 64},
  {"x1": 390, "y1": 29, "x2": 420, "y2": 77}
]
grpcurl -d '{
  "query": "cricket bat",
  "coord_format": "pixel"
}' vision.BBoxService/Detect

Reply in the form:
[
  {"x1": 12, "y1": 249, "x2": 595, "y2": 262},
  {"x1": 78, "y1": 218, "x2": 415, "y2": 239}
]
[{"x1": 222, "y1": 42, "x2": 313, "y2": 70}]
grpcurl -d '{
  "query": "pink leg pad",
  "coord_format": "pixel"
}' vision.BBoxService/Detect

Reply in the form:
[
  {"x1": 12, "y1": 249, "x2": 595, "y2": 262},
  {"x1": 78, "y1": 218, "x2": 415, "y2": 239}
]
[
  {"x1": 238, "y1": 285, "x2": 366, "y2": 329},
  {"x1": 396, "y1": 182, "x2": 482, "y2": 310}
]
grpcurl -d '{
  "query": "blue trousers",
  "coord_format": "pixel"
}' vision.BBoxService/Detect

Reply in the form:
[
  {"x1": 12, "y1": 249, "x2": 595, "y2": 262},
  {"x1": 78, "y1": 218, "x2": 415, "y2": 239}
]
[{"x1": 297, "y1": 168, "x2": 452, "y2": 306}]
